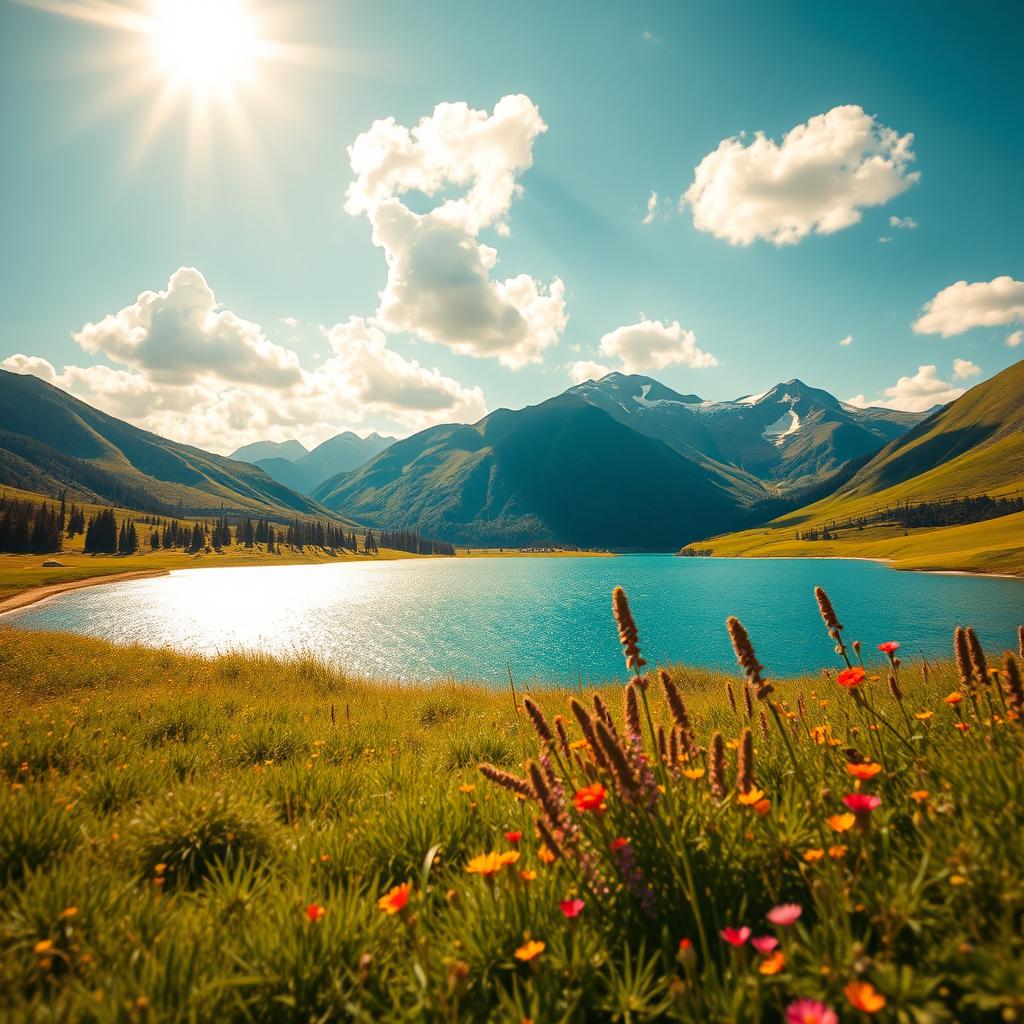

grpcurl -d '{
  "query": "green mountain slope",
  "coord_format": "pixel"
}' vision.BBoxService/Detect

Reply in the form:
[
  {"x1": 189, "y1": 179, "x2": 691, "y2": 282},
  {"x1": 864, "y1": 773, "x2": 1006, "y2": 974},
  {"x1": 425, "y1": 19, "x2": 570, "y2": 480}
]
[
  {"x1": 314, "y1": 396, "x2": 746, "y2": 548},
  {"x1": 0, "y1": 369, "x2": 346, "y2": 520},
  {"x1": 697, "y1": 360, "x2": 1024, "y2": 573}
]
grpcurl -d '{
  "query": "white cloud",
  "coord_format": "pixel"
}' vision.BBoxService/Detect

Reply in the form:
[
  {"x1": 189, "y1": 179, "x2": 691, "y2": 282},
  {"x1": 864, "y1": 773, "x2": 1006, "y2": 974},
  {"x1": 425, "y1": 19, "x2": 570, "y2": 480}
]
[
  {"x1": 568, "y1": 359, "x2": 614, "y2": 384},
  {"x1": 3, "y1": 269, "x2": 488, "y2": 453},
  {"x1": 344, "y1": 95, "x2": 566, "y2": 367},
  {"x1": 74, "y1": 267, "x2": 302, "y2": 388},
  {"x1": 912, "y1": 276, "x2": 1024, "y2": 337},
  {"x1": 1008, "y1": 330, "x2": 1023, "y2": 348},
  {"x1": 681, "y1": 105, "x2": 919, "y2": 246},
  {"x1": 838, "y1": 334, "x2": 853, "y2": 347},
  {"x1": 952, "y1": 357, "x2": 981, "y2": 380},
  {"x1": 878, "y1": 236, "x2": 893, "y2": 244},
  {"x1": 889, "y1": 215, "x2": 918, "y2": 229},
  {"x1": 598, "y1": 319, "x2": 717, "y2": 374},
  {"x1": 851, "y1": 364, "x2": 965, "y2": 412},
  {"x1": 642, "y1": 190, "x2": 659, "y2": 225},
  {"x1": 642, "y1": 30, "x2": 661, "y2": 43}
]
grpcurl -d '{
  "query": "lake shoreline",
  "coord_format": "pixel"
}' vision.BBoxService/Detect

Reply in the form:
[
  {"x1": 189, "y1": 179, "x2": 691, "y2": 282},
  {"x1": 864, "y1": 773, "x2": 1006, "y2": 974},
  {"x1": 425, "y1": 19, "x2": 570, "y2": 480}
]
[
  {"x1": 700, "y1": 552, "x2": 1023, "y2": 581},
  {"x1": 0, "y1": 568, "x2": 171, "y2": 616}
]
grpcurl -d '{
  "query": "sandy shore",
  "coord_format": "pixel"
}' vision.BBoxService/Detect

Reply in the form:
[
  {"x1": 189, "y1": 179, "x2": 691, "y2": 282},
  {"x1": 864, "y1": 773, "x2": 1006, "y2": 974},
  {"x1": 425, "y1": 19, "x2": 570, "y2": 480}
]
[{"x1": 0, "y1": 569, "x2": 170, "y2": 616}]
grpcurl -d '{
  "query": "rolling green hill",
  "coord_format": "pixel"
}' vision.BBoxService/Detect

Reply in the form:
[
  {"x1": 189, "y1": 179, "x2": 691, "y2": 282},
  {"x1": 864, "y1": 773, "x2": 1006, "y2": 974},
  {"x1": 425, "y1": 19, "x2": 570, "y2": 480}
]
[
  {"x1": 696, "y1": 360, "x2": 1024, "y2": 573},
  {"x1": 0, "y1": 369, "x2": 349, "y2": 522}
]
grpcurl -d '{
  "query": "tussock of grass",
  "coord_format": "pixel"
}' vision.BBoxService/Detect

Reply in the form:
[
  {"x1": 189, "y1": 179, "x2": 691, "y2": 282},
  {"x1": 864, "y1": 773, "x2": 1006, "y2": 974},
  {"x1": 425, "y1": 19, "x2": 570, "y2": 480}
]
[{"x1": 1, "y1": 612, "x2": 1022, "y2": 1021}]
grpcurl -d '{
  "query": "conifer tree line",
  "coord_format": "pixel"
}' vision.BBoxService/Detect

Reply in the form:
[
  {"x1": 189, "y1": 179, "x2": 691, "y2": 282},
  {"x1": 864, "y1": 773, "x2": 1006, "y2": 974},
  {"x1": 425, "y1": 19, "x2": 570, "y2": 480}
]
[
  {"x1": 0, "y1": 496, "x2": 64, "y2": 553},
  {"x1": 378, "y1": 529, "x2": 455, "y2": 556}
]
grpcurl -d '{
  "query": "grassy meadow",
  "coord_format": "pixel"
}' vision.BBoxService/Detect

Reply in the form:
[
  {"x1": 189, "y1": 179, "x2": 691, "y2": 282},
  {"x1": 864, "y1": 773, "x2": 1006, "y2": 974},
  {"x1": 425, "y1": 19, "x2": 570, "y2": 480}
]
[{"x1": 1, "y1": 593, "x2": 1023, "y2": 1022}]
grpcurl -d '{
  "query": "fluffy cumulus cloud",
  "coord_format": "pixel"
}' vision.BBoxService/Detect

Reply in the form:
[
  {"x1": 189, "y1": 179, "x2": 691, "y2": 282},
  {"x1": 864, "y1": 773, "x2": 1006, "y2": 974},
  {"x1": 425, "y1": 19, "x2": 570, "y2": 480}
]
[
  {"x1": 838, "y1": 334, "x2": 853, "y2": 347},
  {"x1": 953, "y1": 358, "x2": 982, "y2": 380},
  {"x1": 889, "y1": 215, "x2": 918, "y2": 229},
  {"x1": 345, "y1": 95, "x2": 567, "y2": 368},
  {"x1": 2, "y1": 268, "x2": 487, "y2": 453},
  {"x1": 1007, "y1": 330, "x2": 1023, "y2": 348},
  {"x1": 598, "y1": 319, "x2": 717, "y2": 374},
  {"x1": 847, "y1": 363, "x2": 968, "y2": 412},
  {"x1": 681, "y1": 105, "x2": 919, "y2": 246},
  {"x1": 568, "y1": 359, "x2": 614, "y2": 384},
  {"x1": 642, "y1": 191, "x2": 659, "y2": 225},
  {"x1": 912, "y1": 276, "x2": 1024, "y2": 337}
]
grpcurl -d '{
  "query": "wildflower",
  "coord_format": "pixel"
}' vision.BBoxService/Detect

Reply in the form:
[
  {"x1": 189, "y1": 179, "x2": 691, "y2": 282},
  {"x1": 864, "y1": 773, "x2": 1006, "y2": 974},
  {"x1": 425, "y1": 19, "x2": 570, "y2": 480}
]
[
  {"x1": 944, "y1": 691, "x2": 963, "y2": 705},
  {"x1": 58, "y1": 907, "x2": 78, "y2": 920},
  {"x1": 610, "y1": 837, "x2": 630, "y2": 852},
  {"x1": 965, "y1": 627, "x2": 988, "y2": 686},
  {"x1": 844, "y1": 980, "x2": 886, "y2": 1013},
  {"x1": 955, "y1": 722, "x2": 970, "y2": 733},
  {"x1": 458, "y1": 783, "x2": 476, "y2": 793},
  {"x1": 914, "y1": 710, "x2": 934, "y2": 721},
  {"x1": 737, "y1": 727, "x2": 756, "y2": 795},
  {"x1": 305, "y1": 903, "x2": 326, "y2": 922},
  {"x1": 682, "y1": 767, "x2": 705, "y2": 780},
  {"x1": 559, "y1": 898, "x2": 585, "y2": 919},
  {"x1": 514, "y1": 939, "x2": 545, "y2": 962},
  {"x1": 786, "y1": 999, "x2": 838, "y2": 1024},
  {"x1": 766, "y1": 903, "x2": 802, "y2": 926},
  {"x1": 949, "y1": 874, "x2": 967, "y2": 886},
  {"x1": 738, "y1": 788, "x2": 766, "y2": 805},
  {"x1": 759, "y1": 950, "x2": 786, "y2": 975},
  {"x1": 843, "y1": 793, "x2": 881, "y2": 817},
  {"x1": 466, "y1": 852, "x2": 506, "y2": 877},
  {"x1": 837, "y1": 667, "x2": 866, "y2": 688},
  {"x1": 845, "y1": 762, "x2": 882, "y2": 781},
  {"x1": 721, "y1": 926, "x2": 751, "y2": 946},
  {"x1": 574, "y1": 782, "x2": 607, "y2": 814},
  {"x1": 826, "y1": 813, "x2": 855, "y2": 832},
  {"x1": 538, "y1": 846, "x2": 556, "y2": 865},
  {"x1": 479, "y1": 763, "x2": 533, "y2": 800},
  {"x1": 726, "y1": 616, "x2": 773, "y2": 698},
  {"x1": 498, "y1": 851, "x2": 520, "y2": 866},
  {"x1": 828, "y1": 844, "x2": 848, "y2": 859},
  {"x1": 519, "y1": 869, "x2": 537, "y2": 882},
  {"x1": 751, "y1": 935, "x2": 778, "y2": 953},
  {"x1": 504, "y1": 830, "x2": 522, "y2": 845},
  {"x1": 753, "y1": 798, "x2": 772, "y2": 816},
  {"x1": 803, "y1": 848, "x2": 825, "y2": 863},
  {"x1": 910, "y1": 789, "x2": 929, "y2": 802},
  {"x1": 34, "y1": 939, "x2": 54, "y2": 955},
  {"x1": 612, "y1": 587, "x2": 646, "y2": 671},
  {"x1": 523, "y1": 697, "x2": 554, "y2": 744},
  {"x1": 378, "y1": 882, "x2": 411, "y2": 915},
  {"x1": 877, "y1": 641, "x2": 900, "y2": 654}
]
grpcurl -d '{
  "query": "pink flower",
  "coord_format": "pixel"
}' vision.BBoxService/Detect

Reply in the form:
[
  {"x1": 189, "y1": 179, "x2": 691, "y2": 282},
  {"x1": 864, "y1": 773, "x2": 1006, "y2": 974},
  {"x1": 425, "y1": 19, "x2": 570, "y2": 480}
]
[
  {"x1": 786, "y1": 999, "x2": 838, "y2": 1024},
  {"x1": 559, "y1": 898, "x2": 585, "y2": 919},
  {"x1": 721, "y1": 926, "x2": 751, "y2": 946},
  {"x1": 877, "y1": 641, "x2": 900, "y2": 654},
  {"x1": 766, "y1": 902, "x2": 802, "y2": 926},
  {"x1": 843, "y1": 793, "x2": 882, "y2": 815},
  {"x1": 751, "y1": 935, "x2": 779, "y2": 954}
]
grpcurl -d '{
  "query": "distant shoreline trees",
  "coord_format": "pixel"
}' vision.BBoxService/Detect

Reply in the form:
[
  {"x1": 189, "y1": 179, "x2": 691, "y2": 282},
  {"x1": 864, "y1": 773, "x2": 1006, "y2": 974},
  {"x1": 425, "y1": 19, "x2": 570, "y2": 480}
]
[{"x1": 0, "y1": 496, "x2": 63, "y2": 553}]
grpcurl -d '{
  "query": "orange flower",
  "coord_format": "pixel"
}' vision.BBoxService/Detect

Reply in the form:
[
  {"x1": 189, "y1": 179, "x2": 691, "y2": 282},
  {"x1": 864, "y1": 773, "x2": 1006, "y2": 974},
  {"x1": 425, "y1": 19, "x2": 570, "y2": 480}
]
[
  {"x1": 519, "y1": 869, "x2": 537, "y2": 882},
  {"x1": 377, "y1": 882, "x2": 411, "y2": 915},
  {"x1": 955, "y1": 722, "x2": 970, "y2": 733},
  {"x1": 305, "y1": 903, "x2": 326, "y2": 922},
  {"x1": 466, "y1": 852, "x2": 505, "y2": 877},
  {"x1": 538, "y1": 846, "x2": 556, "y2": 865},
  {"x1": 514, "y1": 939, "x2": 545, "y2": 961},
  {"x1": 844, "y1": 981, "x2": 886, "y2": 1013},
  {"x1": 845, "y1": 762, "x2": 882, "y2": 781},
  {"x1": 574, "y1": 783, "x2": 607, "y2": 813},
  {"x1": 828, "y1": 844, "x2": 848, "y2": 859},
  {"x1": 759, "y1": 950, "x2": 786, "y2": 975},
  {"x1": 738, "y1": 788, "x2": 766, "y2": 806},
  {"x1": 753, "y1": 798, "x2": 772, "y2": 816},
  {"x1": 458, "y1": 783, "x2": 476, "y2": 793},
  {"x1": 803, "y1": 848, "x2": 825, "y2": 863},
  {"x1": 910, "y1": 789, "x2": 929, "y2": 803},
  {"x1": 826, "y1": 813, "x2": 855, "y2": 833},
  {"x1": 914, "y1": 710, "x2": 934, "y2": 721},
  {"x1": 682, "y1": 767, "x2": 705, "y2": 780},
  {"x1": 837, "y1": 667, "x2": 866, "y2": 689},
  {"x1": 944, "y1": 692, "x2": 963, "y2": 705},
  {"x1": 498, "y1": 851, "x2": 520, "y2": 867}
]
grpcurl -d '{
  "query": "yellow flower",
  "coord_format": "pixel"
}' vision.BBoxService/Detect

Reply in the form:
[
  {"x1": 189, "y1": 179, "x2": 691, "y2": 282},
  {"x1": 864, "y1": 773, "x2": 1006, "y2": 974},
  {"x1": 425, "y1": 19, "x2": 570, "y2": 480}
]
[
  {"x1": 737, "y1": 788, "x2": 766, "y2": 805},
  {"x1": 514, "y1": 940, "x2": 545, "y2": 962},
  {"x1": 682, "y1": 767, "x2": 705, "y2": 780},
  {"x1": 914, "y1": 711, "x2": 934, "y2": 721},
  {"x1": 519, "y1": 869, "x2": 537, "y2": 882},
  {"x1": 803, "y1": 848, "x2": 825, "y2": 863},
  {"x1": 759, "y1": 950, "x2": 786, "y2": 975},
  {"x1": 949, "y1": 874, "x2": 967, "y2": 886},
  {"x1": 34, "y1": 940, "x2": 54, "y2": 955},
  {"x1": 498, "y1": 851, "x2": 520, "y2": 867},
  {"x1": 826, "y1": 813, "x2": 855, "y2": 833},
  {"x1": 458, "y1": 784, "x2": 476, "y2": 794},
  {"x1": 465, "y1": 852, "x2": 505, "y2": 877},
  {"x1": 538, "y1": 847, "x2": 556, "y2": 865}
]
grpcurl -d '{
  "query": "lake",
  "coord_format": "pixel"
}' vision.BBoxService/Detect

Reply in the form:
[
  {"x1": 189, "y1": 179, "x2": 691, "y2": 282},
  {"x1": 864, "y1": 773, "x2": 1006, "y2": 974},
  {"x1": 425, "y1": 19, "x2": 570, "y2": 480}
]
[{"x1": 4, "y1": 556, "x2": 1022, "y2": 684}]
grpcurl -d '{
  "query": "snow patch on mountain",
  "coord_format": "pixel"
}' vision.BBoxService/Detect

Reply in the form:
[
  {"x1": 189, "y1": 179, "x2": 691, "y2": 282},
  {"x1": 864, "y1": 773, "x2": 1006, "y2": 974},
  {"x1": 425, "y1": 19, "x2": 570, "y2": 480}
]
[{"x1": 762, "y1": 409, "x2": 801, "y2": 446}]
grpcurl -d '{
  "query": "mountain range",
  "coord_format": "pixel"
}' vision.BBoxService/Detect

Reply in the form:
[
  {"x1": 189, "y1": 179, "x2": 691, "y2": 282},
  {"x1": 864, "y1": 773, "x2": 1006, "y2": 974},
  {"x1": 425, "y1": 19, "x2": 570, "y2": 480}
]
[
  {"x1": 0, "y1": 368, "x2": 344, "y2": 521},
  {"x1": 230, "y1": 432, "x2": 395, "y2": 495},
  {"x1": 312, "y1": 373, "x2": 930, "y2": 547}
]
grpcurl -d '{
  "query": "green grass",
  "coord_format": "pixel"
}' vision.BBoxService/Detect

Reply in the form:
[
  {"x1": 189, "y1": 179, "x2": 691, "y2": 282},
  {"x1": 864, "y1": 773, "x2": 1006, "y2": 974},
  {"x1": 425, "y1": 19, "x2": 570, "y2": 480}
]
[{"x1": 1, "y1": 605, "x2": 1023, "y2": 1022}]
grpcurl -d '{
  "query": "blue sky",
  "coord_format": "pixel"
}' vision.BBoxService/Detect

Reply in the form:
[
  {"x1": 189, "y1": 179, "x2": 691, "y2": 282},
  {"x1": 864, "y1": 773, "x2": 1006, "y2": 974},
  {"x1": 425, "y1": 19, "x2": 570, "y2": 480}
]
[{"x1": 1, "y1": 0, "x2": 1021, "y2": 453}]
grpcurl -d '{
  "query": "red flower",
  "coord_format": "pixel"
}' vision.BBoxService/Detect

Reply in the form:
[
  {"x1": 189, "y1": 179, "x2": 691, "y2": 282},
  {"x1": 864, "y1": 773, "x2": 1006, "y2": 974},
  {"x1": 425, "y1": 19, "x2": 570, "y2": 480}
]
[
  {"x1": 609, "y1": 837, "x2": 630, "y2": 852},
  {"x1": 843, "y1": 793, "x2": 881, "y2": 815},
  {"x1": 751, "y1": 935, "x2": 778, "y2": 954},
  {"x1": 837, "y1": 667, "x2": 866, "y2": 688},
  {"x1": 877, "y1": 641, "x2": 900, "y2": 654},
  {"x1": 305, "y1": 903, "x2": 326, "y2": 922},
  {"x1": 574, "y1": 783, "x2": 607, "y2": 813},
  {"x1": 678, "y1": 938, "x2": 693, "y2": 951},
  {"x1": 504, "y1": 831, "x2": 522, "y2": 845},
  {"x1": 721, "y1": 926, "x2": 751, "y2": 947},
  {"x1": 559, "y1": 898, "x2": 585, "y2": 919},
  {"x1": 377, "y1": 882, "x2": 412, "y2": 915}
]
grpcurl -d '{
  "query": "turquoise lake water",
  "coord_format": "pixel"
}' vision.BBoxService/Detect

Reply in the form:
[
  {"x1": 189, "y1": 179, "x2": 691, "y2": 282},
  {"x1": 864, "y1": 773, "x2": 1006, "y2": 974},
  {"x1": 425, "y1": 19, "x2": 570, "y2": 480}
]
[{"x1": 4, "y1": 556, "x2": 1022, "y2": 684}]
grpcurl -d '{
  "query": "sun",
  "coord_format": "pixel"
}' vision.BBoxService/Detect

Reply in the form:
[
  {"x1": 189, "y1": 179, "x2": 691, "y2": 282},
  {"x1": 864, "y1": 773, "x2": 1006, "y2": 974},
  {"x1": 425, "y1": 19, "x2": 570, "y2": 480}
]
[{"x1": 147, "y1": 0, "x2": 263, "y2": 100}]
